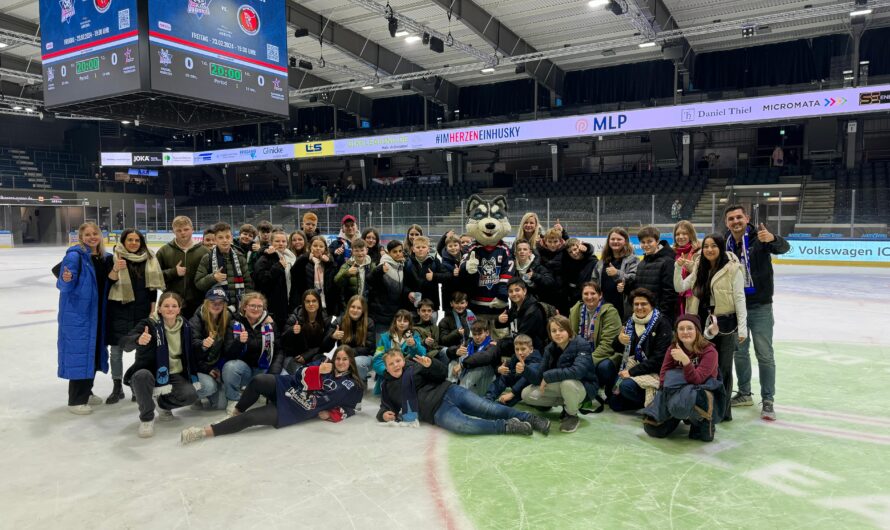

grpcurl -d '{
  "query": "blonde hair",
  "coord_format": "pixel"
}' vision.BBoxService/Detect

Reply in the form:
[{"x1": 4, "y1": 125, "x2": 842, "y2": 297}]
[
  {"x1": 77, "y1": 222, "x2": 105, "y2": 255},
  {"x1": 171, "y1": 216, "x2": 193, "y2": 229},
  {"x1": 238, "y1": 292, "x2": 267, "y2": 313},
  {"x1": 517, "y1": 213, "x2": 542, "y2": 248},
  {"x1": 201, "y1": 298, "x2": 231, "y2": 338},
  {"x1": 673, "y1": 220, "x2": 700, "y2": 250},
  {"x1": 412, "y1": 235, "x2": 431, "y2": 247}
]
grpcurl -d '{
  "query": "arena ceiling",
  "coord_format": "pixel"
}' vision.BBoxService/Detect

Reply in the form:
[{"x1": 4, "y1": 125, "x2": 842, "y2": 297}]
[{"x1": 1, "y1": 0, "x2": 889, "y2": 114}]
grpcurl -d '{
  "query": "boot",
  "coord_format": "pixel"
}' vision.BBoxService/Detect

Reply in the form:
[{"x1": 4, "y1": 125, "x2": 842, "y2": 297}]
[{"x1": 106, "y1": 379, "x2": 125, "y2": 404}]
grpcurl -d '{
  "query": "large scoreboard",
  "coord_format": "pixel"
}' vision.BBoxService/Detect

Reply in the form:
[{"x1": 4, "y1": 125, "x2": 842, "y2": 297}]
[
  {"x1": 147, "y1": 0, "x2": 289, "y2": 117},
  {"x1": 39, "y1": 0, "x2": 143, "y2": 107},
  {"x1": 38, "y1": 0, "x2": 290, "y2": 126}
]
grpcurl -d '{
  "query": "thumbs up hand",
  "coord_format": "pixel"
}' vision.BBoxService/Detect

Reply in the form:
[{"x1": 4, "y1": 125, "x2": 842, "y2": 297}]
[
  {"x1": 757, "y1": 222, "x2": 775, "y2": 243},
  {"x1": 425, "y1": 269, "x2": 433, "y2": 281},
  {"x1": 175, "y1": 260, "x2": 186, "y2": 277},
  {"x1": 114, "y1": 258, "x2": 127, "y2": 272},
  {"x1": 498, "y1": 309, "x2": 509, "y2": 324},
  {"x1": 332, "y1": 325, "x2": 344, "y2": 341},
  {"x1": 497, "y1": 360, "x2": 510, "y2": 376},
  {"x1": 213, "y1": 267, "x2": 226, "y2": 283},
  {"x1": 137, "y1": 326, "x2": 152, "y2": 346},
  {"x1": 61, "y1": 266, "x2": 73, "y2": 283},
  {"x1": 465, "y1": 251, "x2": 479, "y2": 275}
]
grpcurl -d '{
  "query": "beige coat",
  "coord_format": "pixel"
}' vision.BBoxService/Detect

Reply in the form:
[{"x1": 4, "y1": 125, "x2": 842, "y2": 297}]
[{"x1": 674, "y1": 252, "x2": 747, "y2": 339}]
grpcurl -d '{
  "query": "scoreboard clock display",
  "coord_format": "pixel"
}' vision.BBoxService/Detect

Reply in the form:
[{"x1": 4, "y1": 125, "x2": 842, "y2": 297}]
[
  {"x1": 39, "y1": 0, "x2": 142, "y2": 108},
  {"x1": 147, "y1": 0, "x2": 289, "y2": 117}
]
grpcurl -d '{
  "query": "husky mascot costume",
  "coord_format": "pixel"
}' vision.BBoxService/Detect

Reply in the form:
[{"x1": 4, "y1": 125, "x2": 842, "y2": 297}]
[{"x1": 459, "y1": 195, "x2": 514, "y2": 338}]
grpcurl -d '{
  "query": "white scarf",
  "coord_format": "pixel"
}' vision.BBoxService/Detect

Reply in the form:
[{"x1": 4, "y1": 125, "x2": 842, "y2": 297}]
[
  {"x1": 380, "y1": 253, "x2": 404, "y2": 286},
  {"x1": 310, "y1": 255, "x2": 327, "y2": 309}
]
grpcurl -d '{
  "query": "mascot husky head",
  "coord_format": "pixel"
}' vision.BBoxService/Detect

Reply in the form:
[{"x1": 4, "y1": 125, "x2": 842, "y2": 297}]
[{"x1": 465, "y1": 194, "x2": 511, "y2": 247}]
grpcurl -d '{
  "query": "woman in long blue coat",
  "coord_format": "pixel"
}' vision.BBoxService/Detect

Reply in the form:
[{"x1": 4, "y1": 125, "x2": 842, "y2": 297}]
[{"x1": 56, "y1": 222, "x2": 114, "y2": 415}]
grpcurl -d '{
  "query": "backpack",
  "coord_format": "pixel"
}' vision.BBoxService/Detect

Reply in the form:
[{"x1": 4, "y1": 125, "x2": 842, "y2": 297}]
[{"x1": 537, "y1": 301, "x2": 559, "y2": 320}]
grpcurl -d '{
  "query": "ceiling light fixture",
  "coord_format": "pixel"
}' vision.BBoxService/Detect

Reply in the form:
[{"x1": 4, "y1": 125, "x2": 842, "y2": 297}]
[
  {"x1": 121, "y1": 120, "x2": 131, "y2": 124},
  {"x1": 12, "y1": 106, "x2": 22, "y2": 110},
  {"x1": 25, "y1": 108, "x2": 35, "y2": 113},
  {"x1": 395, "y1": 30, "x2": 410, "y2": 37},
  {"x1": 405, "y1": 35, "x2": 421, "y2": 43},
  {"x1": 638, "y1": 41, "x2": 657, "y2": 48},
  {"x1": 480, "y1": 67, "x2": 495, "y2": 74},
  {"x1": 362, "y1": 85, "x2": 374, "y2": 90},
  {"x1": 850, "y1": 8, "x2": 873, "y2": 16},
  {"x1": 0, "y1": 42, "x2": 8, "y2": 49},
  {"x1": 588, "y1": 0, "x2": 609, "y2": 7}
]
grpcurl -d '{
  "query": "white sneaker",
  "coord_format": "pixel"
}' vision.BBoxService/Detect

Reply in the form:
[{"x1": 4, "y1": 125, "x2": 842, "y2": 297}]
[
  {"x1": 226, "y1": 400, "x2": 239, "y2": 417},
  {"x1": 180, "y1": 426, "x2": 207, "y2": 445},
  {"x1": 138, "y1": 420, "x2": 155, "y2": 438},
  {"x1": 190, "y1": 398, "x2": 210, "y2": 411},
  {"x1": 68, "y1": 404, "x2": 93, "y2": 415},
  {"x1": 157, "y1": 409, "x2": 174, "y2": 422},
  {"x1": 87, "y1": 394, "x2": 103, "y2": 406}
]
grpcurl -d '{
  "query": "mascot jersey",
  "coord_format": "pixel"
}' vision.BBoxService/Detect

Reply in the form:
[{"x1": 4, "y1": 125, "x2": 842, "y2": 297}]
[{"x1": 461, "y1": 242, "x2": 513, "y2": 315}]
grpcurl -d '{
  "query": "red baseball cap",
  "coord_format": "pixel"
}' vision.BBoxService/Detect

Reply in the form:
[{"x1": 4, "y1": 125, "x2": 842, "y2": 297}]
[{"x1": 341, "y1": 215, "x2": 357, "y2": 224}]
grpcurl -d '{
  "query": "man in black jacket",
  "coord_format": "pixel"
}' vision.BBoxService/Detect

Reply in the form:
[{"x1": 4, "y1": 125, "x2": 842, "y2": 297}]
[
  {"x1": 495, "y1": 278, "x2": 549, "y2": 352},
  {"x1": 724, "y1": 205, "x2": 790, "y2": 421},
  {"x1": 627, "y1": 226, "x2": 676, "y2": 324}
]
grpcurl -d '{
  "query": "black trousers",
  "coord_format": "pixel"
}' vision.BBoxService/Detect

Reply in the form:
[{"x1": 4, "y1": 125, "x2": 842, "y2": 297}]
[
  {"x1": 211, "y1": 374, "x2": 279, "y2": 437},
  {"x1": 68, "y1": 378, "x2": 95, "y2": 406}
]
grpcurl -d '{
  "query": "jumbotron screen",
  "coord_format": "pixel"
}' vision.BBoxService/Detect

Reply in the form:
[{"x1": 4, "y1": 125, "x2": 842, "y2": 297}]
[
  {"x1": 39, "y1": 0, "x2": 143, "y2": 108},
  {"x1": 147, "y1": 0, "x2": 289, "y2": 117}
]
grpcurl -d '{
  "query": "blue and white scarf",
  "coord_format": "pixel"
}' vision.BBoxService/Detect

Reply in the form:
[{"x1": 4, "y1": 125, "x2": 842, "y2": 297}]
[
  {"x1": 580, "y1": 302, "x2": 603, "y2": 343},
  {"x1": 726, "y1": 229, "x2": 755, "y2": 295},
  {"x1": 453, "y1": 309, "x2": 477, "y2": 345},
  {"x1": 620, "y1": 308, "x2": 661, "y2": 370}
]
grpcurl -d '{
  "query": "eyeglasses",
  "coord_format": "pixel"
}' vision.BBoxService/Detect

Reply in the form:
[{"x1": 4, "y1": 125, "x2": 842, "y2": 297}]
[{"x1": 246, "y1": 304, "x2": 264, "y2": 310}]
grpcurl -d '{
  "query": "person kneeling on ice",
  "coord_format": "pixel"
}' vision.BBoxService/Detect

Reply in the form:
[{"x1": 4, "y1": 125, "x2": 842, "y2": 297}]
[
  {"x1": 521, "y1": 316, "x2": 596, "y2": 433},
  {"x1": 181, "y1": 346, "x2": 364, "y2": 445},
  {"x1": 484, "y1": 334, "x2": 542, "y2": 407},
  {"x1": 642, "y1": 315, "x2": 726, "y2": 442},
  {"x1": 120, "y1": 292, "x2": 199, "y2": 438},
  {"x1": 377, "y1": 350, "x2": 550, "y2": 436}
]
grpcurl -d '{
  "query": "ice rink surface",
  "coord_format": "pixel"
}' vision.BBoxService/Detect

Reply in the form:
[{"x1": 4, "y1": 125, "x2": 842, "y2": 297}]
[{"x1": 1, "y1": 246, "x2": 888, "y2": 529}]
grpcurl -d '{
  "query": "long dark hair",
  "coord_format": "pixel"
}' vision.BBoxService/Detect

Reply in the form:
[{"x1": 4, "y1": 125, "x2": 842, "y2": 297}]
[
  {"x1": 333, "y1": 345, "x2": 365, "y2": 390},
  {"x1": 118, "y1": 228, "x2": 148, "y2": 255},
  {"x1": 693, "y1": 233, "x2": 730, "y2": 300}
]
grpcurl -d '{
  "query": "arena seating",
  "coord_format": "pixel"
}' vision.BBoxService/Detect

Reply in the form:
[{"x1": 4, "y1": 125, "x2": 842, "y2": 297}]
[
  {"x1": 182, "y1": 189, "x2": 290, "y2": 207},
  {"x1": 816, "y1": 162, "x2": 890, "y2": 224}
]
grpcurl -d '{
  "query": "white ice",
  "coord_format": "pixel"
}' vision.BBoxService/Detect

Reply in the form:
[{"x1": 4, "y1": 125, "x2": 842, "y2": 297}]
[{"x1": 0, "y1": 247, "x2": 887, "y2": 529}]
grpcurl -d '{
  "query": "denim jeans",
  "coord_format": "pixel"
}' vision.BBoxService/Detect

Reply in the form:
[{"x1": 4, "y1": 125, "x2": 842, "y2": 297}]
[
  {"x1": 221, "y1": 360, "x2": 265, "y2": 401},
  {"x1": 433, "y1": 385, "x2": 532, "y2": 435},
  {"x1": 595, "y1": 359, "x2": 618, "y2": 395},
  {"x1": 109, "y1": 345, "x2": 124, "y2": 380},
  {"x1": 609, "y1": 378, "x2": 646, "y2": 412},
  {"x1": 196, "y1": 372, "x2": 226, "y2": 409},
  {"x1": 734, "y1": 303, "x2": 777, "y2": 401},
  {"x1": 355, "y1": 356, "x2": 373, "y2": 382}
]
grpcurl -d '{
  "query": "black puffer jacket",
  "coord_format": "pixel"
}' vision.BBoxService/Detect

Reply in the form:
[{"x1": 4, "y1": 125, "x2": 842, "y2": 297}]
[
  {"x1": 559, "y1": 246, "x2": 598, "y2": 314},
  {"x1": 377, "y1": 358, "x2": 451, "y2": 424},
  {"x1": 289, "y1": 255, "x2": 342, "y2": 317},
  {"x1": 280, "y1": 307, "x2": 332, "y2": 366},
  {"x1": 321, "y1": 315, "x2": 376, "y2": 357},
  {"x1": 626, "y1": 241, "x2": 677, "y2": 323},
  {"x1": 252, "y1": 251, "x2": 292, "y2": 330},
  {"x1": 188, "y1": 305, "x2": 233, "y2": 374},
  {"x1": 106, "y1": 260, "x2": 156, "y2": 346},
  {"x1": 366, "y1": 254, "x2": 417, "y2": 327},
  {"x1": 495, "y1": 293, "x2": 548, "y2": 351}
]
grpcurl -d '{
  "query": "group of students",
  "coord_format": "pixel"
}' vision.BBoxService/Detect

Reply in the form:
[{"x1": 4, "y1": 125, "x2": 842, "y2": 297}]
[{"x1": 55, "y1": 204, "x2": 788, "y2": 444}]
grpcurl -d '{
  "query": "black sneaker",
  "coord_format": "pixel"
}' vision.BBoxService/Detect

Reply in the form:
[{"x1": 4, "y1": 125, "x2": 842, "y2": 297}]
[
  {"x1": 525, "y1": 415, "x2": 551, "y2": 436},
  {"x1": 505, "y1": 417, "x2": 533, "y2": 436},
  {"x1": 761, "y1": 401, "x2": 776, "y2": 421},
  {"x1": 560, "y1": 414, "x2": 580, "y2": 433}
]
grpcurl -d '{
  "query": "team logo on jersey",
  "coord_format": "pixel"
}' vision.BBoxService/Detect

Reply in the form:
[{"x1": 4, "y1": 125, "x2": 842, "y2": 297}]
[
  {"x1": 237, "y1": 5, "x2": 260, "y2": 36},
  {"x1": 60, "y1": 0, "x2": 75, "y2": 23},
  {"x1": 323, "y1": 379, "x2": 338, "y2": 392},
  {"x1": 94, "y1": 0, "x2": 112, "y2": 14},
  {"x1": 479, "y1": 257, "x2": 500, "y2": 289},
  {"x1": 187, "y1": 0, "x2": 212, "y2": 18}
]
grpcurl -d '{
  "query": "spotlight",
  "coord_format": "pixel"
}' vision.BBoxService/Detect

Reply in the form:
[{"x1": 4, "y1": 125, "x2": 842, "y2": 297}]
[
  {"x1": 362, "y1": 85, "x2": 374, "y2": 90},
  {"x1": 638, "y1": 41, "x2": 657, "y2": 48},
  {"x1": 422, "y1": 32, "x2": 430, "y2": 45},
  {"x1": 480, "y1": 67, "x2": 495, "y2": 74},
  {"x1": 742, "y1": 26, "x2": 756, "y2": 38},
  {"x1": 289, "y1": 56, "x2": 297, "y2": 68},
  {"x1": 405, "y1": 35, "x2": 421, "y2": 43},
  {"x1": 588, "y1": 0, "x2": 608, "y2": 6},
  {"x1": 394, "y1": 30, "x2": 410, "y2": 37},
  {"x1": 0, "y1": 42, "x2": 7, "y2": 48},
  {"x1": 429, "y1": 36, "x2": 444, "y2": 53},
  {"x1": 850, "y1": 8, "x2": 872, "y2": 16},
  {"x1": 293, "y1": 28, "x2": 309, "y2": 38},
  {"x1": 12, "y1": 106, "x2": 22, "y2": 110},
  {"x1": 388, "y1": 17, "x2": 399, "y2": 38},
  {"x1": 24, "y1": 108, "x2": 34, "y2": 113},
  {"x1": 298, "y1": 59, "x2": 314, "y2": 70}
]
